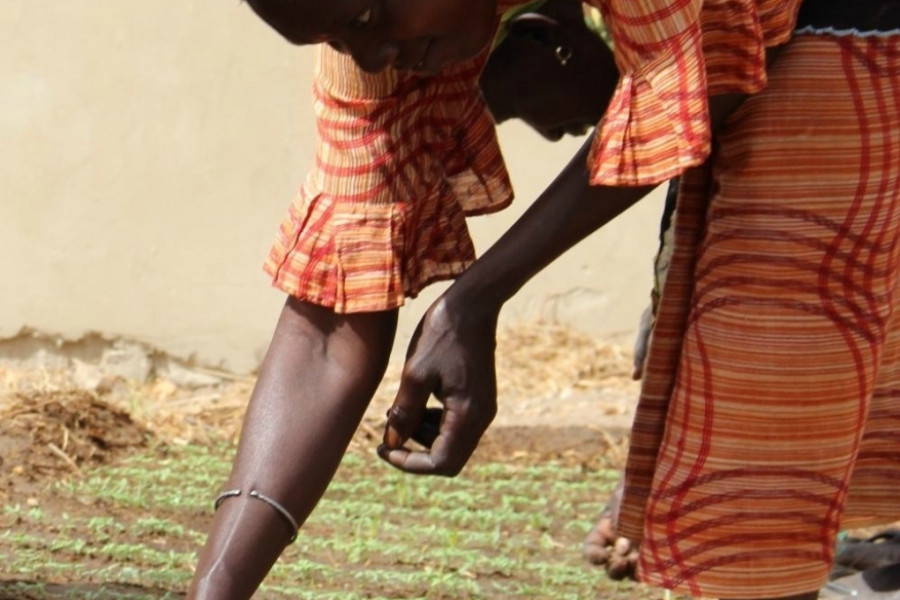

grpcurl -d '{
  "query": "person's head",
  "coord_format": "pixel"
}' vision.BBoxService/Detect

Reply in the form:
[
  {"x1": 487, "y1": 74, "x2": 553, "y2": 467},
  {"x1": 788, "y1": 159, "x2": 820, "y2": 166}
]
[
  {"x1": 244, "y1": 0, "x2": 498, "y2": 74},
  {"x1": 479, "y1": 1, "x2": 619, "y2": 141}
]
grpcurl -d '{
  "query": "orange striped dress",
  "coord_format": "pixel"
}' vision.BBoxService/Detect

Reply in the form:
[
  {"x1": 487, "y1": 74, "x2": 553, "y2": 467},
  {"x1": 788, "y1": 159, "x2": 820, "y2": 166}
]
[
  {"x1": 596, "y1": 1, "x2": 900, "y2": 597},
  {"x1": 263, "y1": 0, "x2": 557, "y2": 313},
  {"x1": 264, "y1": 41, "x2": 515, "y2": 312},
  {"x1": 265, "y1": 0, "x2": 900, "y2": 595}
]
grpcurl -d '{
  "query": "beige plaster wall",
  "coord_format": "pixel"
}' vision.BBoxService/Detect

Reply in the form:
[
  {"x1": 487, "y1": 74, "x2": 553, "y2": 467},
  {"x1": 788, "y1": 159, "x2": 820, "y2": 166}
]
[{"x1": 0, "y1": 0, "x2": 664, "y2": 374}]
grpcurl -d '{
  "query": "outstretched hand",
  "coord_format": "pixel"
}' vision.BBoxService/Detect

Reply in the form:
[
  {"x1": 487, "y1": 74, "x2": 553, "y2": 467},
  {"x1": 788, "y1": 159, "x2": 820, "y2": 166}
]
[{"x1": 377, "y1": 296, "x2": 499, "y2": 476}]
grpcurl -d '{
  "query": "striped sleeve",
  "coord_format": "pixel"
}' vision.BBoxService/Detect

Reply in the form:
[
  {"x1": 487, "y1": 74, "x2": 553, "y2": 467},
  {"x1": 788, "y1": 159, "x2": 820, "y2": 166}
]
[{"x1": 587, "y1": 0, "x2": 802, "y2": 187}]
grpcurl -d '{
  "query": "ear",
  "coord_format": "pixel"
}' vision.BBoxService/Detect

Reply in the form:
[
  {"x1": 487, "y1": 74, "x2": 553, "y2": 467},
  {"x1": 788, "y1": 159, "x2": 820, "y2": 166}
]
[{"x1": 507, "y1": 12, "x2": 566, "y2": 47}]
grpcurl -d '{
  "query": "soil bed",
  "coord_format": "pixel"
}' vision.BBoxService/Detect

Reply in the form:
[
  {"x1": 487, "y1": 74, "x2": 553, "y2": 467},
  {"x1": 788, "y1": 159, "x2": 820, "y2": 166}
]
[{"x1": 0, "y1": 324, "x2": 646, "y2": 599}]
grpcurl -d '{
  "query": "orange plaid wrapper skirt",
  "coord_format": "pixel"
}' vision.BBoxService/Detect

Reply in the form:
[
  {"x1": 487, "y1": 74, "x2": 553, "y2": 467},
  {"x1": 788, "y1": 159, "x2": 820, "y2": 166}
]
[{"x1": 619, "y1": 32, "x2": 900, "y2": 598}]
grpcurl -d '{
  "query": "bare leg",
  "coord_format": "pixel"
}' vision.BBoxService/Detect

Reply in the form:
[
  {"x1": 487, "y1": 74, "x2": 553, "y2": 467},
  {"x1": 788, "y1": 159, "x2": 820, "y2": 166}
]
[{"x1": 187, "y1": 297, "x2": 398, "y2": 599}]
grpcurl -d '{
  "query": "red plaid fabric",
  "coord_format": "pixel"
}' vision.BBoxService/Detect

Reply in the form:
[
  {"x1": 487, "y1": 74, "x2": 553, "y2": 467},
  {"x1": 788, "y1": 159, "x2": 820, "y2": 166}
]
[
  {"x1": 620, "y1": 32, "x2": 900, "y2": 597},
  {"x1": 587, "y1": 0, "x2": 802, "y2": 186},
  {"x1": 265, "y1": 45, "x2": 512, "y2": 312},
  {"x1": 265, "y1": 0, "x2": 804, "y2": 312},
  {"x1": 265, "y1": 2, "x2": 900, "y2": 595}
]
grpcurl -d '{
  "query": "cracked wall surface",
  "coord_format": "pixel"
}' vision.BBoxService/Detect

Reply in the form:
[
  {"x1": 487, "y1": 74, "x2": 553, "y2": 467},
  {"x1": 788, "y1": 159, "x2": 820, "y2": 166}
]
[{"x1": 1, "y1": 1, "x2": 663, "y2": 376}]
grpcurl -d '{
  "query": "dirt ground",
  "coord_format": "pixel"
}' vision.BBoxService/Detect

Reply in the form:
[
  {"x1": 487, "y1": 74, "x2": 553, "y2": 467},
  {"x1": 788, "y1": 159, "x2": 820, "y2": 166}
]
[
  {"x1": 0, "y1": 324, "x2": 641, "y2": 598},
  {"x1": 2, "y1": 323, "x2": 899, "y2": 599}
]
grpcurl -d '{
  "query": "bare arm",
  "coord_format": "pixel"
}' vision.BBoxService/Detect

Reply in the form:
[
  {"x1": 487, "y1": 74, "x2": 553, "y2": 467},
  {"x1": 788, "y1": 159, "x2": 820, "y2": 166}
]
[{"x1": 379, "y1": 92, "x2": 749, "y2": 475}]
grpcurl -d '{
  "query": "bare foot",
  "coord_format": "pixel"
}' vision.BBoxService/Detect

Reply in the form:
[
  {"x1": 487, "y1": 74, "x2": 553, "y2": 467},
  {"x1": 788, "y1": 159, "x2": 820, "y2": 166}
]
[{"x1": 582, "y1": 479, "x2": 638, "y2": 581}]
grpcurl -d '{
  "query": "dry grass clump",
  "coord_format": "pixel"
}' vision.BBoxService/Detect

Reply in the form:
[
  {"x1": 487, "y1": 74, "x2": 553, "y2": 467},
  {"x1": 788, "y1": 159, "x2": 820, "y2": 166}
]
[
  {"x1": 0, "y1": 321, "x2": 635, "y2": 451},
  {"x1": 495, "y1": 322, "x2": 631, "y2": 399}
]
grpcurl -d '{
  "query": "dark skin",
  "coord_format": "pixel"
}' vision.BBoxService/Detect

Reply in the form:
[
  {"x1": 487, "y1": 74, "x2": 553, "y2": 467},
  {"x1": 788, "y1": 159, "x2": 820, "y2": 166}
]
[
  {"x1": 377, "y1": 83, "x2": 749, "y2": 468},
  {"x1": 378, "y1": 67, "x2": 821, "y2": 600},
  {"x1": 244, "y1": 0, "x2": 497, "y2": 74},
  {"x1": 188, "y1": 3, "x2": 617, "y2": 598},
  {"x1": 377, "y1": 135, "x2": 655, "y2": 471},
  {"x1": 478, "y1": 1, "x2": 618, "y2": 140},
  {"x1": 189, "y1": 300, "x2": 397, "y2": 599},
  {"x1": 190, "y1": 0, "x2": 817, "y2": 598}
]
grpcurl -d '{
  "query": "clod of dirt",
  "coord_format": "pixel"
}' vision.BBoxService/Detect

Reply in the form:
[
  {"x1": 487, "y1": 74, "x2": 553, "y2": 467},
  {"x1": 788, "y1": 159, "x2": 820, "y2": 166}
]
[{"x1": 0, "y1": 390, "x2": 153, "y2": 494}]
